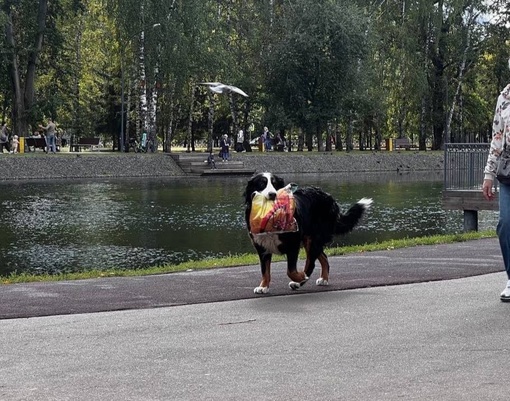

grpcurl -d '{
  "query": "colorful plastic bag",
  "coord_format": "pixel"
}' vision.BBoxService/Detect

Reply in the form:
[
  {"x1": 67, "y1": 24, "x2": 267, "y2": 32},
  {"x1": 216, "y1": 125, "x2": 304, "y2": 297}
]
[{"x1": 249, "y1": 184, "x2": 298, "y2": 235}]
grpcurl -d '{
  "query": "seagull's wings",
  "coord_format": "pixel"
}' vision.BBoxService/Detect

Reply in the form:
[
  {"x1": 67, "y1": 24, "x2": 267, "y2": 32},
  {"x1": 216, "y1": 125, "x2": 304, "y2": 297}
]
[
  {"x1": 224, "y1": 85, "x2": 249, "y2": 97},
  {"x1": 199, "y1": 82, "x2": 248, "y2": 97}
]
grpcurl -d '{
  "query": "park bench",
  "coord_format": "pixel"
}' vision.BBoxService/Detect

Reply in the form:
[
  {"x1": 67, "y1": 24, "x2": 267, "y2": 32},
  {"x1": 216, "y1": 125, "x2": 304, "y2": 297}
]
[
  {"x1": 25, "y1": 137, "x2": 47, "y2": 151},
  {"x1": 441, "y1": 143, "x2": 494, "y2": 232},
  {"x1": 70, "y1": 137, "x2": 101, "y2": 152},
  {"x1": 394, "y1": 137, "x2": 413, "y2": 150}
]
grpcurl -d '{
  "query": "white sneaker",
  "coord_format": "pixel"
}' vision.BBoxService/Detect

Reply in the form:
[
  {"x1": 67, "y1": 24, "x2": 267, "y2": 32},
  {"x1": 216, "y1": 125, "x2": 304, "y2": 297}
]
[{"x1": 501, "y1": 280, "x2": 510, "y2": 302}]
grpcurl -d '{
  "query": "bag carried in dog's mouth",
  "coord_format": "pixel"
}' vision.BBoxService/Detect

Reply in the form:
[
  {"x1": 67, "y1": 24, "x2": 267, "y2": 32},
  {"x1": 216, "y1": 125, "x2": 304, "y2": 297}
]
[{"x1": 250, "y1": 184, "x2": 298, "y2": 235}]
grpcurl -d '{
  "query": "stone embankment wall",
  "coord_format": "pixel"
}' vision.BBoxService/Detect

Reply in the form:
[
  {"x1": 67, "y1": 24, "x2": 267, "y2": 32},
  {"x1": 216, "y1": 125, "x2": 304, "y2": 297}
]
[
  {"x1": 0, "y1": 151, "x2": 444, "y2": 181},
  {"x1": 234, "y1": 152, "x2": 444, "y2": 175}
]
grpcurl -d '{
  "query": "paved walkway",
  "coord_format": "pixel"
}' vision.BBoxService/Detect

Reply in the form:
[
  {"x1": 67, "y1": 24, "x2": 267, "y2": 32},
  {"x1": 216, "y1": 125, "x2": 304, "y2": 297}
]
[
  {"x1": 1, "y1": 239, "x2": 510, "y2": 400},
  {"x1": 0, "y1": 238, "x2": 503, "y2": 319}
]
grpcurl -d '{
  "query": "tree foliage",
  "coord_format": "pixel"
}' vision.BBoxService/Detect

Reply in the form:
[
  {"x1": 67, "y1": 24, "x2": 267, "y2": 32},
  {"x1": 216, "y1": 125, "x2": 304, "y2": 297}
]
[{"x1": 0, "y1": 0, "x2": 508, "y2": 151}]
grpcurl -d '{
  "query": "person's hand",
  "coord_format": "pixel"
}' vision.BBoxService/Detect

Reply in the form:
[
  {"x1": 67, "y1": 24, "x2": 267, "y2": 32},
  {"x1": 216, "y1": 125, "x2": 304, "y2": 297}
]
[{"x1": 482, "y1": 178, "x2": 495, "y2": 201}]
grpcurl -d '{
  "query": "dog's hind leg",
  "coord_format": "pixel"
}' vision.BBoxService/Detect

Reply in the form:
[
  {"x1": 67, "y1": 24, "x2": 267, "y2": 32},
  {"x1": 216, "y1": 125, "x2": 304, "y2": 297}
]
[
  {"x1": 254, "y1": 254, "x2": 272, "y2": 294},
  {"x1": 316, "y1": 252, "x2": 330, "y2": 286},
  {"x1": 302, "y1": 238, "x2": 329, "y2": 286}
]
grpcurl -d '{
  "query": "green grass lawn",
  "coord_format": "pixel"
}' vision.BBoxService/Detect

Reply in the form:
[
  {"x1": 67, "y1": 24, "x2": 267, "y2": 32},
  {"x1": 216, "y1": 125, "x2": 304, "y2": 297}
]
[{"x1": 0, "y1": 230, "x2": 496, "y2": 284}]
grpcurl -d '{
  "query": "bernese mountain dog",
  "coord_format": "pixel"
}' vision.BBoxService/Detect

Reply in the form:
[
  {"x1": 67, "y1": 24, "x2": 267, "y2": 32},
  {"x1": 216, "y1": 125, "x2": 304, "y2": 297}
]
[{"x1": 244, "y1": 172, "x2": 372, "y2": 294}]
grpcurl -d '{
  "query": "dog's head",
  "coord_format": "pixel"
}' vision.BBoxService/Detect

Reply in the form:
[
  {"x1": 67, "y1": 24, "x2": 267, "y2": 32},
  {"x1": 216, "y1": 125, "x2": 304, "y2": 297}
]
[{"x1": 244, "y1": 172, "x2": 285, "y2": 205}]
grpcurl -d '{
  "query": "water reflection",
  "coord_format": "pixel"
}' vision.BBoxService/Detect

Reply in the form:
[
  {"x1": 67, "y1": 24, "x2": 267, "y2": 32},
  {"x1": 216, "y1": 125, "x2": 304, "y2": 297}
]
[{"x1": 0, "y1": 172, "x2": 498, "y2": 276}]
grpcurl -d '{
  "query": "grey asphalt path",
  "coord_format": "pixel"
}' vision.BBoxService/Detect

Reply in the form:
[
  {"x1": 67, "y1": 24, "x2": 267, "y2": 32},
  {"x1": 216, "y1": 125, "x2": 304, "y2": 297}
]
[
  {"x1": 0, "y1": 238, "x2": 504, "y2": 319},
  {"x1": 1, "y1": 271, "x2": 510, "y2": 400}
]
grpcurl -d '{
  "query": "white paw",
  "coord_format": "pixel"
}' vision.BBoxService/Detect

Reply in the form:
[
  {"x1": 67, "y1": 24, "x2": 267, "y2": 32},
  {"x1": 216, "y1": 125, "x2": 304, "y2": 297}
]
[
  {"x1": 254, "y1": 286, "x2": 269, "y2": 294},
  {"x1": 288, "y1": 276, "x2": 309, "y2": 290},
  {"x1": 289, "y1": 281, "x2": 301, "y2": 290},
  {"x1": 316, "y1": 278, "x2": 329, "y2": 286}
]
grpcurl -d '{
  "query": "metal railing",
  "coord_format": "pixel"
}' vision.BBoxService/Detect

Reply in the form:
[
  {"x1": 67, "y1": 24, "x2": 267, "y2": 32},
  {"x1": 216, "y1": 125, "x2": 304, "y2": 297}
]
[{"x1": 443, "y1": 143, "x2": 490, "y2": 190}]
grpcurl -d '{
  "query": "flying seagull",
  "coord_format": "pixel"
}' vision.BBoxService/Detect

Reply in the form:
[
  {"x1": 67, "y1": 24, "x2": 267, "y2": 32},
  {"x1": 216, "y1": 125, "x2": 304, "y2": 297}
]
[{"x1": 199, "y1": 82, "x2": 249, "y2": 97}]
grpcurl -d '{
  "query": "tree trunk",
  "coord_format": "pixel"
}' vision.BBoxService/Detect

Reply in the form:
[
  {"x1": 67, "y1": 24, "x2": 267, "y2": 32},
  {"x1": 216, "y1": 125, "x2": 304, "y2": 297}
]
[
  {"x1": 335, "y1": 119, "x2": 343, "y2": 151},
  {"x1": 445, "y1": 8, "x2": 475, "y2": 144},
  {"x1": 228, "y1": 92, "x2": 238, "y2": 137},
  {"x1": 164, "y1": 81, "x2": 176, "y2": 153},
  {"x1": 345, "y1": 116, "x2": 354, "y2": 152},
  {"x1": 186, "y1": 84, "x2": 195, "y2": 153},
  {"x1": 4, "y1": 0, "x2": 48, "y2": 137},
  {"x1": 306, "y1": 130, "x2": 313, "y2": 151},
  {"x1": 297, "y1": 128, "x2": 304, "y2": 151},
  {"x1": 316, "y1": 124, "x2": 323, "y2": 152},
  {"x1": 374, "y1": 123, "x2": 382, "y2": 151},
  {"x1": 207, "y1": 91, "x2": 215, "y2": 153},
  {"x1": 73, "y1": 19, "x2": 83, "y2": 140}
]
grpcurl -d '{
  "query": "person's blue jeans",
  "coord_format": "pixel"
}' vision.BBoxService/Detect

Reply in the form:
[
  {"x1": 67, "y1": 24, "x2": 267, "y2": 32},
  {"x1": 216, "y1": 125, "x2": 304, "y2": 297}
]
[
  {"x1": 498, "y1": 183, "x2": 510, "y2": 278},
  {"x1": 46, "y1": 134, "x2": 56, "y2": 153}
]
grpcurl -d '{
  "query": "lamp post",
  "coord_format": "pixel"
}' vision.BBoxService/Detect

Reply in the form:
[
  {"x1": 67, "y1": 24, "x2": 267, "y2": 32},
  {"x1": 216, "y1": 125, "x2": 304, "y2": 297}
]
[{"x1": 120, "y1": 23, "x2": 161, "y2": 152}]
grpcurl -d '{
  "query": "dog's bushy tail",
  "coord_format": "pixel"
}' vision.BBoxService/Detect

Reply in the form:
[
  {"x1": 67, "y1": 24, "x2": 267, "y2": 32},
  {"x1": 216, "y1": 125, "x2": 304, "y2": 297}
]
[{"x1": 335, "y1": 198, "x2": 373, "y2": 235}]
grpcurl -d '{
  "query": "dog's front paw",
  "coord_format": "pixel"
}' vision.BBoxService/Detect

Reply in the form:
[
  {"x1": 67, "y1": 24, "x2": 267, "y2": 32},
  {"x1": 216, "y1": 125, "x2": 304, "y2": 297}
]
[
  {"x1": 254, "y1": 286, "x2": 269, "y2": 294},
  {"x1": 288, "y1": 276, "x2": 309, "y2": 290},
  {"x1": 316, "y1": 278, "x2": 329, "y2": 286}
]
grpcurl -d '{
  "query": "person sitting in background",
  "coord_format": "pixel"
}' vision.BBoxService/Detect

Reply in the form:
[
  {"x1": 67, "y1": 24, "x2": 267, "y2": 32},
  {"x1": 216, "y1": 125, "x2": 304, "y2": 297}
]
[
  {"x1": 205, "y1": 151, "x2": 217, "y2": 169},
  {"x1": 0, "y1": 121, "x2": 11, "y2": 153},
  {"x1": 10, "y1": 135, "x2": 19, "y2": 154}
]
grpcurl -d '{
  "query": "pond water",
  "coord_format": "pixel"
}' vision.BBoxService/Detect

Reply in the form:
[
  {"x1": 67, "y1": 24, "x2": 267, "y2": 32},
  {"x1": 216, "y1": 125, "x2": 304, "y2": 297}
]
[{"x1": 0, "y1": 172, "x2": 498, "y2": 276}]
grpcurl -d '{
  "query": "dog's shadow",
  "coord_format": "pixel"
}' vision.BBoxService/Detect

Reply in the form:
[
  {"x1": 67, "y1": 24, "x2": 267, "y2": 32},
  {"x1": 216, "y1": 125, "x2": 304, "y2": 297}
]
[{"x1": 248, "y1": 289, "x2": 359, "y2": 314}]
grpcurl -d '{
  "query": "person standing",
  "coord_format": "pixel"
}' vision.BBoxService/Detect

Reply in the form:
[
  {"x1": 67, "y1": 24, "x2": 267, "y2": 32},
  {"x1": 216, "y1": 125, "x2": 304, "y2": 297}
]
[
  {"x1": 263, "y1": 126, "x2": 272, "y2": 151},
  {"x1": 0, "y1": 122, "x2": 11, "y2": 153},
  {"x1": 236, "y1": 129, "x2": 244, "y2": 152},
  {"x1": 39, "y1": 118, "x2": 57, "y2": 153},
  {"x1": 220, "y1": 134, "x2": 231, "y2": 162},
  {"x1": 482, "y1": 58, "x2": 510, "y2": 301}
]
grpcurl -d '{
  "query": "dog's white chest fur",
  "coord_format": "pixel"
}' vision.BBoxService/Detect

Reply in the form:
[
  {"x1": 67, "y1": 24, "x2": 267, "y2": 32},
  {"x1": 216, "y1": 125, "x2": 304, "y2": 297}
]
[{"x1": 252, "y1": 233, "x2": 283, "y2": 255}]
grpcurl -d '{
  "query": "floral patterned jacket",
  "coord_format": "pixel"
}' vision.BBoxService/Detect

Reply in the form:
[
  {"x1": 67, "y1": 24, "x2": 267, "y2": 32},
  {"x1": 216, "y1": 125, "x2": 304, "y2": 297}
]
[
  {"x1": 484, "y1": 84, "x2": 510, "y2": 180},
  {"x1": 485, "y1": 84, "x2": 510, "y2": 180}
]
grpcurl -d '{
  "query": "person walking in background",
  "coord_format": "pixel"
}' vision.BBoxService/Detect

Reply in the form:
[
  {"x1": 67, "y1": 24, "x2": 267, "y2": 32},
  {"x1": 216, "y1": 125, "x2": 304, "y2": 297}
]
[
  {"x1": 0, "y1": 121, "x2": 11, "y2": 153},
  {"x1": 482, "y1": 57, "x2": 510, "y2": 302},
  {"x1": 39, "y1": 118, "x2": 57, "y2": 153}
]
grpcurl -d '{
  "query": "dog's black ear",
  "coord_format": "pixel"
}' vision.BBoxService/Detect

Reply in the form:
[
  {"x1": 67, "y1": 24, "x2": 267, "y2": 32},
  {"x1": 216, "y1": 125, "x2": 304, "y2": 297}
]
[
  {"x1": 272, "y1": 175, "x2": 285, "y2": 190},
  {"x1": 243, "y1": 177, "x2": 256, "y2": 205}
]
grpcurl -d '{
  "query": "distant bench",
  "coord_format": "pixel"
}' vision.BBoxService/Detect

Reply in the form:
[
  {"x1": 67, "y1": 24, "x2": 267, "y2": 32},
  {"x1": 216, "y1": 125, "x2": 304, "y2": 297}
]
[
  {"x1": 25, "y1": 137, "x2": 47, "y2": 151},
  {"x1": 70, "y1": 137, "x2": 101, "y2": 152},
  {"x1": 394, "y1": 138, "x2": 417, "y2": 150}
]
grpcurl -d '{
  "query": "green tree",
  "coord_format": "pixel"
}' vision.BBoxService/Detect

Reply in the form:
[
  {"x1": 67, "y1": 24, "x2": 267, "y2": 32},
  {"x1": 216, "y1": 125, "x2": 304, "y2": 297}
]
[
  {"x1": 264, "y1": 0, "x2": 369, "y2": 151},
  {"x1": 2, "y1": 0, "x2": 50, "y2": 136}
]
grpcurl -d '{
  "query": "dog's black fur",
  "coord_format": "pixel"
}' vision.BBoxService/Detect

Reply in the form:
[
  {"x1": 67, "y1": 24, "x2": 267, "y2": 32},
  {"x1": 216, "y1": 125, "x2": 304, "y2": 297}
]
[{"x1": 244, "y1": 172, "x2": 372, "y2": 294}]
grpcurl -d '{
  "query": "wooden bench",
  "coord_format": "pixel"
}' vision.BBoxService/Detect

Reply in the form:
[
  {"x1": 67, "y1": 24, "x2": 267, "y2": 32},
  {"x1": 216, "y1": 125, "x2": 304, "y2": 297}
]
[
  {"x1": 70, "y1": 137, "x2": 101, "y2": 152},
  {"x1": 25, "y1": 137, "x2": 47, "y2": 151},
  {"x1": 442, "y1": 189, "x2": 498, "y2": 231},
  {"x1": 394, "y1": 138, "x2": 413, "y2": 150}
]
